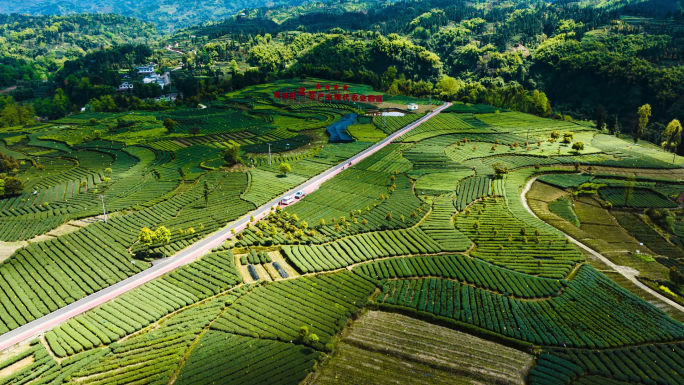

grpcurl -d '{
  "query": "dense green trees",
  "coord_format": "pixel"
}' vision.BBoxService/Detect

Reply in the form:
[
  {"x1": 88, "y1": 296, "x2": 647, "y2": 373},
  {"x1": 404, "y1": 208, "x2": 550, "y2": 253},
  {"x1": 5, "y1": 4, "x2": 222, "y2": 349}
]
[
  {"x1": 163, "y1": 118, "x2": 175, "y2": 133},
  {"x1": 0, "y1": 14, "x2": 158, "y2": 88},
  {"x1": 0, "y1": 98, "x2": 35, "y2": 127},
  {"x1": 138, "y1": 226, "x2": 171, "y2": 246},
  {"x1": 224, "y1": 144, "x2": 242, "y2": 166},
  {"x1": 0, "y1": 177, "x2": 24, "y2": 196},
  {"x1": 6, "y1": 0, "x2": 684, "y2": 145},
  {"x1": 279, "y1": 163, "x2": 292, "y2": 175}
]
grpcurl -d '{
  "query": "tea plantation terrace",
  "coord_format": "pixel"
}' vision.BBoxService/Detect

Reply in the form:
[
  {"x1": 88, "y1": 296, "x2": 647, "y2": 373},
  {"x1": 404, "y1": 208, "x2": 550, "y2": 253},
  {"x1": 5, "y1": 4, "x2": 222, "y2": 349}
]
[{"x1": 0, "y1": 102, "x2": 451, "y2": 352}]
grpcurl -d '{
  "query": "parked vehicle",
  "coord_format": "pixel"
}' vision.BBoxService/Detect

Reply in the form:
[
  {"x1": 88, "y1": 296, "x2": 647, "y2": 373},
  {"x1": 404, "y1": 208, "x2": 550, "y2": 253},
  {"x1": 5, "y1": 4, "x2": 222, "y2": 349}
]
[
  {"x1": 281, "y1": 196, "x2": 295, "y2": 205},
  {"x1": 295, "y1": 190, "x2": 306, "y2": 199}
]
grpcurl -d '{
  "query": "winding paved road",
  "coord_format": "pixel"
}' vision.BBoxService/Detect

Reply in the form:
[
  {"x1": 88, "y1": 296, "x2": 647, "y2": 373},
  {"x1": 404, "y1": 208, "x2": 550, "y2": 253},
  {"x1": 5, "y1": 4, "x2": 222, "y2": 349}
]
[
  {"x1": 521, "y1": 176, "x2": 684, "y2": 313},
  {"x1": 0, "y1": 103, "x2": 451, "y2": 353}
]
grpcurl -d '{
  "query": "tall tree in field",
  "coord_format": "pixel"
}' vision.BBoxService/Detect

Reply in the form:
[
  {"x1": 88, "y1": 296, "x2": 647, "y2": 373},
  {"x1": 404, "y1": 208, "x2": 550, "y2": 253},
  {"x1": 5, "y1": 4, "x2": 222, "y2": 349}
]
[
  {"x1": 596, "y1": 106, "x2": 606, "y2": 131},
  {"x1": 3, "y1": 177, "x2": 24, "y2": 195},
  {"x1": 279, "y1": 163, "x2": 292, "y2": 175},
  {"x1": 163, "y1": 118, "x2": 175, "y2": 134},
  {"x1": 224, "y1": 144, "x2": 242, "y2": 166},
  {"x1": 230, "y1": 59, "x2": 239, "y2": 74},
  {"x1": 154, "y1": 226, "x2": 171, "y2": 244},
  {"x1": 606, "y1": 114, "x2": 617, "y2": 135},
  {"x1": 203, "y1": 181, "x2": 210, "y2": 207},
  {"x1": 634, "y1": 104, "x2": 651, "y2": 143},
  {"x1": 662, "y1": 119, "x2": 682, "y2": 164},
  {"x1": 138, "y1": 228, "x2": 154, "y2": 245}
]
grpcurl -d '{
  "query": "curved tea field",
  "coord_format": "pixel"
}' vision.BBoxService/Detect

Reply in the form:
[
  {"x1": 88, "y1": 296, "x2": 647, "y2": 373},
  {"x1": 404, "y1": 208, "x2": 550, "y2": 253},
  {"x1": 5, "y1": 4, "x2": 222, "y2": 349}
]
[{"x1": 2, "y1": 83, "x2": 684, "y2": 385}]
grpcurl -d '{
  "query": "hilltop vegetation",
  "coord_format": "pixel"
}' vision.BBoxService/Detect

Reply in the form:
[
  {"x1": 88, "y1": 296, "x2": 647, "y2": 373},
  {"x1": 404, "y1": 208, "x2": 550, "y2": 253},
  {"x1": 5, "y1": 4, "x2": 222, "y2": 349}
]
[
  {"x1": 0, "y1": 0, "x2": 307, "y2": 33},
  {"x1": 0, "y1": 13, "x2": 159, "y2": 100},
  {"x1": 164, "y1": 0, "x2": 684, "y2": 144}
]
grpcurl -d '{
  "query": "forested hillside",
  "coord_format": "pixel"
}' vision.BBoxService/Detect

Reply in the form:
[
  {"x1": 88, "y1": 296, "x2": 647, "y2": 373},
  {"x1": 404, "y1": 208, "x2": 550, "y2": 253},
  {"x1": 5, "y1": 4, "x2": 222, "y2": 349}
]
[
  {"x1": 167, "y1": 0, "x2": 684, "y2": 142},
  {"x1": 0, "y1": 0, "x2": 308, "y2": 33},
  {"x1": 4, "y1": 0, "x2": 684, "y2": 147},
  {"x1": 0, "y1": 13, "x2": 159, "y2": 97}
]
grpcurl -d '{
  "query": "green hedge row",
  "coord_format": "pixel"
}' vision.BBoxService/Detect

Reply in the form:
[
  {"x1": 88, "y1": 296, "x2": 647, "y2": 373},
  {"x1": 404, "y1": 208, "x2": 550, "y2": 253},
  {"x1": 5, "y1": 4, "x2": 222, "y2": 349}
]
[
  {"x1": 528, "y1": 343, "x2": 684, "y2": 385},
  {"x1": 357, "y1": 254, "x2": 564, "y2": 298},
  {"x1": 375, "y1": 265, "x2": 684, "y2": 349},
  {"x1": 213, "y1": 271, "x2": 375, "y2": 347},
  {"x1": 282, "y1": 227, "x2": 442, "y2": 273}
]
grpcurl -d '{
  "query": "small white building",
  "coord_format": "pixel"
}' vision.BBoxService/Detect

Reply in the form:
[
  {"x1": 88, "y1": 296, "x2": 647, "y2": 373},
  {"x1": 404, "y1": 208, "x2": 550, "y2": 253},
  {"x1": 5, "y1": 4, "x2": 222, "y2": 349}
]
[
  {"x1": 154, "y1": 93, "x2": 179, "y2": 103},
  {"x1": 135, "y1": 65, "x2": 155, "y2": 75},
  {"x1": 407, "y1": 103, "x2": 419, "y2": 111},
  {"x1": 143, "y1": 72, "x2": 170, "y2": 89},
  {"x1": 118, "y1": 82, "x2": 134, "y2": 91}
]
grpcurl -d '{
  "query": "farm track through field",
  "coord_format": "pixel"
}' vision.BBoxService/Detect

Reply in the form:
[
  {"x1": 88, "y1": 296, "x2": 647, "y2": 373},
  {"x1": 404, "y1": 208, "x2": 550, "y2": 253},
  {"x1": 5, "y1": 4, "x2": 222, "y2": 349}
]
[
  {"x1": 0, "y1": 103, "x2": 452, "y2": 353},
  {"x1": 522, "y1": 176, "x2": 684, "y2": 314}
]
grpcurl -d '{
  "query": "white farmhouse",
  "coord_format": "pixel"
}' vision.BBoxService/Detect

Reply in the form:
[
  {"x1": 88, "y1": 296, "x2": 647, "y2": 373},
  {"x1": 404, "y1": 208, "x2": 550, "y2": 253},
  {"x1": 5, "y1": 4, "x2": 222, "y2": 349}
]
[
  {"x1": 135, "y1": 65, "x2": 155, "y2": 75},
  {"x1": 143, "y1": 72, "x2": 170, "y2": 89},
  {"x1": 118, "y1": 82, "x2": 134, "y2": 92},
  {"x1": 407, "y1": 103, "x2": 419, "y2": 111}
]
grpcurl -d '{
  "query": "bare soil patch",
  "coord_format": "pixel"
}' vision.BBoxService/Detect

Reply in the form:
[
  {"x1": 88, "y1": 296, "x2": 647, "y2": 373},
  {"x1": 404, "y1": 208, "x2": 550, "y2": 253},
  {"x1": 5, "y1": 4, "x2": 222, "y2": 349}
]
[{"x1": 309, "y1": 311, "x2": 532, "y2": 385}]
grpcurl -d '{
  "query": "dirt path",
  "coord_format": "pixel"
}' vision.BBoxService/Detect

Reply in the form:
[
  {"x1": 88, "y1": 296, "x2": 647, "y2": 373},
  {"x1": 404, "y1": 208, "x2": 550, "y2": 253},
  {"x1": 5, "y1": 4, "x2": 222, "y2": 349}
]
[
  {"x1": 521, "y1": 176, "x2": 684, "y2": 313},
  {"x1": 0, "y1": 86, "x2": 16, "y2": 94},
  {"x1": 0, "y1": 356, "x2": 33, "y2": 378}
]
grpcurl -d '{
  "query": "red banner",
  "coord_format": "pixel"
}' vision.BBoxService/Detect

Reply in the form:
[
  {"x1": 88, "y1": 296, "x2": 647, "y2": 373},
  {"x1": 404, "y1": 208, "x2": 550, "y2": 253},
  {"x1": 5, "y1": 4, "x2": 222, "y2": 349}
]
[{"x1": 274, "y1": 90, "x2": 384, "y2": 103}]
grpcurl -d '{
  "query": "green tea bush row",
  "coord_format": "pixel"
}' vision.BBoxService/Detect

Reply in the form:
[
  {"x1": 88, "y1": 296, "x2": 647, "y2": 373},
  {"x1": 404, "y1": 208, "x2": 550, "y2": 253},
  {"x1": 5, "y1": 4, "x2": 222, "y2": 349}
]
[
  {"x1": 281, "y1": 227, "x2": 442, "y2": 273},
  {"x1": 599, "y1": 188, "x2": 676, "y2": 208},
  {"x1": 613, "y1": 212, "x2": 684, "y2": 258},
  {"x1": 548, "y1": 196, "x2": 580, "y2": 227},
  {"x1": 44, "y1": 250, "x2": 240, "y2": 357},
  {"x1": 456, "y1": 198, "x2": 582, "y2": 278},
  {"x1": 528, "y1": 344, "x2": 684, "y2": 385},
  {"x1": 419, "y1": 194, "x2": 471, "y2": 251},
  {"x1": 176, "y1": 331, "x2": 321, "y2": 385},
  {"x1": 359, "y1": 254, "x2": 563, "y2": 298},
  {"x1": 377, "y1": 265, "x2": 684, "y2": 348},
  {"x1": 213, "y1": 271, "x2": 375, "y2": 346}
]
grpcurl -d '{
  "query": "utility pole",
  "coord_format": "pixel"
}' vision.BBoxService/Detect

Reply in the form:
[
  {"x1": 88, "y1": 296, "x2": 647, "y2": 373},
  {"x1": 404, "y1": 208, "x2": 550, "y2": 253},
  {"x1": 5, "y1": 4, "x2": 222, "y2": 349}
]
[
  {"x1": 268, "y1": 143, "x2": 272, "y2": 166},
  {"x1": 429, "y1": 95, "x2": 432, "y2": 112},
  {"x1": 99, "y1": 195, "x2": 108, "y2": 224}
]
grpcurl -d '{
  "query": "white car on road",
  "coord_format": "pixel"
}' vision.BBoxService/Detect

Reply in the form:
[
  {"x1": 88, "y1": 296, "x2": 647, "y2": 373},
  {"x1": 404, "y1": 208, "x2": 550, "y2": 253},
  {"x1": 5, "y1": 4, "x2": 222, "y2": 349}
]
[
  {"x1": 281, "y1": 196, "x2": 295, "y2": 205},
  {"x1": 295, "y1": 190, "x2": 306, "y2": 199}
]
